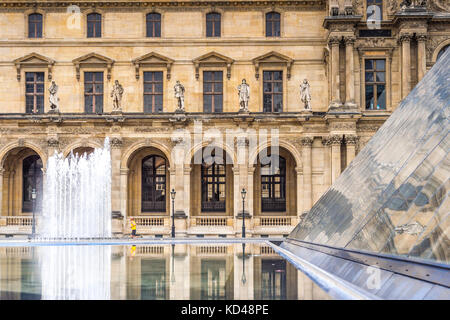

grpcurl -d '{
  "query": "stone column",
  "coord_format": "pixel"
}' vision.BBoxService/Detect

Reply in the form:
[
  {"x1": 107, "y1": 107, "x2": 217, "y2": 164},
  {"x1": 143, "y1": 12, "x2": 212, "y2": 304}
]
[
  {"x1": 345, "y1": 135, "x2": 359, "y2": 167},
  {"x1": 300, "y1": 137, "x2": 313, "y2": 214},
  {"x1": 110, "y1": 138, "x2": 122, "y2": 214},
  {"x1": 344, "y1": 37, "x2": 356, "y2": 106},
  {"x1": 330, "y1": 135, "x2": 343, "y2": 183},
  {"x1": 8, "y1": 170, "x2": 15, "y2": 216},
  {"x1": 322, "y1": 137, "x2": 332, "y2": 188},
  {"x1": 329, "y1": 36, "x2": 341, "y2": 106},
  {"x1": 417, "y1": 35, "x2": 427, "y2": 82},
  {"x1": 183, "y1": 165, "x2": 191, "y2": 219},
  {"x1": 295, "y1": 167, "x2": 303, "y2": 220},
  {"x1": 119, "y1": 168, "x2": 129, "y2": 231},
  {"x1": 246, "y1": 166, "x2": 255, "y2": 218},
  {"x1": 400, "y1": 34, "x2": 412, "y2": 99}
]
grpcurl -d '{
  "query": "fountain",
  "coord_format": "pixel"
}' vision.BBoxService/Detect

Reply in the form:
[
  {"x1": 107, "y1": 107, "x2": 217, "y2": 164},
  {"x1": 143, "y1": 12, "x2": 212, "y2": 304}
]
[{"x1": 38, "y1": 138, "x2": 112, "y2": 239}]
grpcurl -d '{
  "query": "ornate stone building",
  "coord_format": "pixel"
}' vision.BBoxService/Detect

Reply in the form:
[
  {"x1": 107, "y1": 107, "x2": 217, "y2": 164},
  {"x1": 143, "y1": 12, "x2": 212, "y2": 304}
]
[{"x1": 0, "y1": 0, "x2": 448, "y2": 237}]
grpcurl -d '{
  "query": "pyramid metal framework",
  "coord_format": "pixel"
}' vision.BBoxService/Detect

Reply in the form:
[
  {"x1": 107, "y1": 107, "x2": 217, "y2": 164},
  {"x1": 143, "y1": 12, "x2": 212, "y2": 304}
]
[{"x1": 281, "y1": 49, "x2": 449, "y2": 299}]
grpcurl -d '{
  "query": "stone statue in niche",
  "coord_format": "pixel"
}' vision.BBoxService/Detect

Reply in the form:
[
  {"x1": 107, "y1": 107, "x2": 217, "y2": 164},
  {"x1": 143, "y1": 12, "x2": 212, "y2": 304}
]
[
  {"x1": 300, "y1": 79, "x2": 312, "y2": 110},
  {"x1": 237, "y1": 79, "x2": 250, "y2": 112},
  {"x1": 174, "y1": 80, "x2": 185, "y2": 112},
  {"x1": 111, "y1": 80, "x2": 124, "y2": 112},
  {"x1": 48, "y1": 81, "x2": 60, "y2": 113}
]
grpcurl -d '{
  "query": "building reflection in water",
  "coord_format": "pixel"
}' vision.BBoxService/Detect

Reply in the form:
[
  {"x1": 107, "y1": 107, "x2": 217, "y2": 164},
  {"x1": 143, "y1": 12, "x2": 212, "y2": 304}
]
[{"x1": 0, "y1": 243, "x2": 332, "y2": 300}]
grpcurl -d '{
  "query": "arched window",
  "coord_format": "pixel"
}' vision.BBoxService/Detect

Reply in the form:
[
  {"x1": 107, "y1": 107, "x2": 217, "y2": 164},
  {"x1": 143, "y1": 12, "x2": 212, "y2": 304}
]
[
  {"x1": 28, "y1": 13, "x2": 43, "y2": 38},
  {"x1": 206, "y1": 12, "x2": 221, "y2": 37},
  {"x1": 87, "y1": 13, "x2": 101, "y2": 38},
  {"x1": 146, "y1": 13, "x2": 161, "y2": 37},
  {"x1": 266, "y1": 12, "x2": 280, "y2": 37},
  {"x1": 261, "y1": 156, "x2": 286, "y2": 212},
  {"x1": 437, "y1": 44, "x2": 449, "y2": 62},
  {"x1": 22, "y1": 155, "x2": 43, "y2": 212},
  {"x1": 141, "y1": 155, "x2": 166, "y2": 212},
  {"x1": 201, "y1": 154, "x2": 226, "y2": 212}
]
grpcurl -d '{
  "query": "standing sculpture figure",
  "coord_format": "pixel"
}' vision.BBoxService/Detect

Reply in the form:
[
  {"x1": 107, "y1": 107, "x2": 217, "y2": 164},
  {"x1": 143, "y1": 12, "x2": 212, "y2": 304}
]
[
  {"x1": 111, "y1": 80, "x2": 124, "y2": 111},
  {"x1": 174, "y1": 80, "x2": 185, "y2": 111},
  {"x1": 300, "y1": 79, "x2": 312, "y2": 110},
  {"x1": 48, "y1": 81, "x2": 59, "y2": 112},
  {"x1": 237, "y1": 79, "x2": 250, "y2": 112}
]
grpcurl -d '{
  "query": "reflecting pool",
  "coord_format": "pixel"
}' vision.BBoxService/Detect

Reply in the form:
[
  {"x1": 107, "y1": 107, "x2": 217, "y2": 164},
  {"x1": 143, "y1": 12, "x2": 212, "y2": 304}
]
[{"x1": 0, "y1": 243, "x2": 331, "y2": 300}]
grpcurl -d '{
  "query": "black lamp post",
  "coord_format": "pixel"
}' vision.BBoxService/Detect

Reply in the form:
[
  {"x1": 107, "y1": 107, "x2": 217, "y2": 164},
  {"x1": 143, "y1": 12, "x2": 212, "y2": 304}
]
[
  {"x1": 31, "y1": 188, "x2": 36, "y2": 238},
  {"x1": 170, "y1": 189, "x2": 176, "y2": 238},
  {"x1": 241, "y1": 188, "x2": 246, "y2": 238}
]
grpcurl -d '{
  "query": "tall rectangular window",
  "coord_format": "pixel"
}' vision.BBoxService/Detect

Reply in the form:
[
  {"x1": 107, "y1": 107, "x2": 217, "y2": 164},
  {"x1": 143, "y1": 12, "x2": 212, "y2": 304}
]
[
  {"x1": 84, "y1": 72, "x2": 103, "y2": 114},
  {"x1": 25, "y1": 72, "x2": 44, "y2": 114},
  {"x1": 87, "y1": 13, "x2": 101, "y2": 38},
  {"x1": 367, "y1": 0, "x2": 383, "y2": 21},
  {"x1": 203, "y1": 71, "x2": 223, "y2": 112},
  {"x1": 266, "y1": 12, "x2": 281, "y2": 37},
  {"x1": 143, "y1": 71, "x2": 163, "y2": 113},
  {"x1": 28, "y1": 14, "x2": 43, "y2": 38},
  {"x1": 206, "y1": 13, "x2": 221, "y2": 37},
  {"x1": 263, "y1": 71, "x2": 283, "y2": 112},
  {"x1": 365, "y1": 59, "x2": 386, "y2": 110},
  {"x1": 146, "y1": 13, "x2": 161, "y2": 37}
]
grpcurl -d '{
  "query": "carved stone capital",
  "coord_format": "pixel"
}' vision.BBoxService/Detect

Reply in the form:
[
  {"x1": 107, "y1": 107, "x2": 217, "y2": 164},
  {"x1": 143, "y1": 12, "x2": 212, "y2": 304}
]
[
  {"x1": 417, "y1": 34, "x2": 427, "y2": 42},
  {"x1": 345, "y1": 135, "x2": 359, "y2": 145},
  {"x1": 110, "y1": 137, "x2": 123, "y2": 148},
  {"x1": 328, "y1": 36, "x2": 341, "y2": 46},
  {"x1": 300, "y1": 137, "x2": 314, "y2": 147},
  {"x1": 329, "y1": 135, "x2": 343, "y2": 145},
  {"x1": 236, "y1": 137, "x2": 249, "y2": 148},
  {"x1": 398, "y1": 33, "x2": 413, "y2": 44},
  {"x1": 344, "y1": 36, "x2": 356, "y2": 46},
  {"x1": 322, "y1": 136, "x2": 331, "y2": 146},
  {"x1": 47, "y1": 137, "x2": 59, "y2": 148}
]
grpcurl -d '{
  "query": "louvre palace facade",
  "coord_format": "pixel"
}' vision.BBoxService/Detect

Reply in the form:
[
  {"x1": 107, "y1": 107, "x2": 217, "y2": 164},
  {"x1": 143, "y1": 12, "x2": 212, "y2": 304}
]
[{"x1": 0, "y1": 0, "x2": 448, "y2": 237}]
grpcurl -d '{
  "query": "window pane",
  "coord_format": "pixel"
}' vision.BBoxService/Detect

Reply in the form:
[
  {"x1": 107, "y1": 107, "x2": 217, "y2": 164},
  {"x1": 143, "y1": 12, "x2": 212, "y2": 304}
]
[
  {"x1": 36, "y1": 73, "x2": 44, "y2": 82},
  {"x1": 87, "y1": 23, "x2": 94, "y2": 37},
  {"x1": 146, "y1": 24, "x2": 154, "y2": 37},
  {"x1": 266, "y1": 21, "x2": 272, "y2": 37},
  {"x1": 206, "y1": 21, "x2": 213, "y2": 37},
  {"x1": 274, "y1": 21, "x2": 281, "y2": 37},
  {"x1": 84, "y1": 72, "x2": 93, "y2": 82},
  {"x1": 274, "y1": 82, "x2": 282, "y2": 93},
  {"x1": 36, "y1": 95, "x2": 44, "y2": 113},
  {"x1": 365, "y1": 85, "x2": 374, "y2": 110},
  {"x1": 155, "y1": 82, "x2": 163, "y2": 93},
  {"x1": 274, "y1": 71, "x2": 282, "y2": 81},
  {"x1": 214, "y1": 71, "x2": 222, "y2": 81},
  {"x1": 36, "y1": 24, "x2": 42, "y2": 38},
  {"x1": 94, "y1": 83, "x2": 103, "y2": 94},
  {"x1": 204, "y1": 72, "x2": 212, "y2": 81},
  {"x1": 376, "y1": 71, "x2": 385, "y2": 82},
  {"x1": 25, "y1": 73, "x2": 34, "y2": 82},
  {"x1": 214, "y1": 82, "x2": 223, "y2": 93},
  {"x1": 26, "y1": 96, "x2": 34, "y2": 113},
  {"x1": 154, "y1": 72, "x2": 163, "y2": 81},
  {"x1": 143, "y1": 72, "x2": 152, "y2": 81},
  {"x1": 365, "y1": 72, "x2": 374, "y2": 82},
  {"x1": 263, "y1": 94, "x2": 272, "y2": 112},
  {"x1": 95, "y1": 95, "x2": 103, "y2": 113},
  {"x1": 204, "y1": 96, "x2": 212, "y2": 112},
  {"x1": 144, "y1": 95, "x2": 153, "y2": 113},
  {"x1": 36, "y1": 83, "x2": 44, "y2": 93},
  {"x1": 26, "y1": 83, "x2": 34, "y2": 93},
  {"x1": 85, "y1": 83, "x2": 93, "y2": 93},
  {"x1": 377, "y1": 84, "x2": 386, "y2": 110},
  {"x1": 214, "y1": 95, "x2": 223, "y2": 112},
  {"x1": 263, "y1": 71, "x2": 272, "y2": 81},
  {"x1": 84, "y1": 95, "x2": 93, "y2": 113},
  {"x1": 376, "y1": 59, "x2": 385, "y2": 71},
  {"x1": 155, "y1": 95, "x2": 163, "y2": 112},
  {"x1": 203, "y1": 82, "x2": 212, "y2": 93},
  {"x1": 365, "y1": 59, "x2": 373, "y2": 70},
  {"x1": 263, "y1": 82, "x2": 272, "y2": 93},
  {"x1": 273, "y1": 95, "x2": 283, "y2": 112},
  {"x1": 214, "y1": 21, "x2": 221, "y2": 37}
]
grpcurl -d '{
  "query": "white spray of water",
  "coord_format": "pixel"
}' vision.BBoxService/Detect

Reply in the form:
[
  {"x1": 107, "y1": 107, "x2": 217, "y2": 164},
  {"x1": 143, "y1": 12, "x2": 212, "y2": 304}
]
[{"x1": 39, "y1": 138, "x2": 112, "y2": 239}]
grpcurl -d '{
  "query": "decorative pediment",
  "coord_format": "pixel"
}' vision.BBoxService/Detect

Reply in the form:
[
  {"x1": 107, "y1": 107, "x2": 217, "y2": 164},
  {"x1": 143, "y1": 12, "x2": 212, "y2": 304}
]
[
  {"x1": 72, "y1": 52, "x2": 115, "y2": 81},
  {"x1": 132, "y1": 52, "x2": 175, "y2": 80},
  {"x1": 252, "y1": 51, "x2": 294, "y2": 80},
  {"x1": 13, "y1": 52, "x2": 55, "y2": 81},
  {"x1": 192, "y1": 52, "x2": 234, "y2": 80}
]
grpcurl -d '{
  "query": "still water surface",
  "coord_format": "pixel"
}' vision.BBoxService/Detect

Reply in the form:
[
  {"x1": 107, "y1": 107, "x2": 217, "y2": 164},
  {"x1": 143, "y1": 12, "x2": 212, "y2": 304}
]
[{"x1": 0, "y1": 243, "x2": 331, "y2": 300}]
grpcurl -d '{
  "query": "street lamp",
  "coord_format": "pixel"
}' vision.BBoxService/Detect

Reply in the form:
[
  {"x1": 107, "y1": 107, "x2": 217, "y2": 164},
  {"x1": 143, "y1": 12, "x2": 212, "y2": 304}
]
[
  {"x1": 31, "y1": 188, "x2": 36, "y2": 238},
  {"x1": 241, "y1": 188, "x2": 247, "y2": 238},
  {"x1": 170, "y1": 189, "x2": 176, "y2": 238}
]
